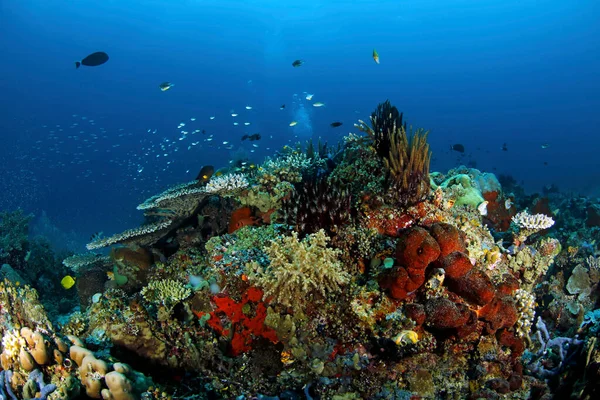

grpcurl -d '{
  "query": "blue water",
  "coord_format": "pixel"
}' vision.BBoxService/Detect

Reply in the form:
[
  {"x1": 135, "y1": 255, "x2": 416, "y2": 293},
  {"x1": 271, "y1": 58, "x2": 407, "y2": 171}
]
[{"x1": 1, "y1": 0, "x2": 599, "y2": 250}]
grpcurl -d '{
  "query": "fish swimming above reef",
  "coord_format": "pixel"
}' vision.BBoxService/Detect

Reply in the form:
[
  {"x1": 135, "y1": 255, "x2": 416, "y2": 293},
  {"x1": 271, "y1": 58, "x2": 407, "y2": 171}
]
[
  {"x1": 450, "y1": 144, "x2": 465, "y2": 153},
  {"x1": 313, "y1": 102, "x2": 325, "y2": 107},
  {"x1": 502, "y1": 143, "x2": 508, "y2": 151},
  {"x1": 75, "y1": 51, "x2": 109, "y2": 68},
  {"x1": 241, "y1": 133, "x2": 261, "y2": 141},
  {"x1": 61, "y1": 275, "x2": 76, "y2": 289},
  {"x1": 289, "y1": 121, "x2": 298, "y2": 127},
  {"x1": 196, "y1": 165, "x2": 215, "y2": 182},
  {"x1": 373, "y1": 49, "x2": 380, "y2": 64},
  {"x1": 159, "y1": 82, "x2": 175, "y2": 91},
  {"x1": 541, "y1": 143, "x2": 550, "y2": 149},
  {"x1": 292, "y1": 59, "x2": 304, "y2": 67},
  {"x1": 330, "y1": 122, "x2": 343, "y2": 128},
  {"x1": 280, "y1": 104, "x2": 286, "y2": 110}
]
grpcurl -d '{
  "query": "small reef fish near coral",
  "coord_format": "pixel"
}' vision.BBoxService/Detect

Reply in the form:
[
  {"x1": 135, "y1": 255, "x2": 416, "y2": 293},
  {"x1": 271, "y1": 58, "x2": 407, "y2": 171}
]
[
  {"x1": 1, "y1": 1, "x2": 599, "y2": 397},
  {"x1": 3, "y1": 99, "x2": 599, "y2": 399}
]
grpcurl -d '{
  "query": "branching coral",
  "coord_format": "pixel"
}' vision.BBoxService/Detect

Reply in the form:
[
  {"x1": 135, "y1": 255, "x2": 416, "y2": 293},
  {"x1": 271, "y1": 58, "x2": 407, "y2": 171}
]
[
  {"x1": 511, "y1": 210, "x2": 555, "y2": 243},
  {"x1": 247, "y1": 230, "x2": 349, "y2": 308},
  {"x1": 141, "y1": 279, "x2": 191, "y2": 308}
]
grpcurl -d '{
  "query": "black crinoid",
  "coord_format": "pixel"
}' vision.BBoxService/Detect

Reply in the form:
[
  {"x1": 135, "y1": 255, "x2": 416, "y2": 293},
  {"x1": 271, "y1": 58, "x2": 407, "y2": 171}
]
[
  {"x1": 280, "y1": 176, "x2": 356, "y2": 238},
  {"x1": 356, "y1": 100, "x2": 432, "y2": 208}
]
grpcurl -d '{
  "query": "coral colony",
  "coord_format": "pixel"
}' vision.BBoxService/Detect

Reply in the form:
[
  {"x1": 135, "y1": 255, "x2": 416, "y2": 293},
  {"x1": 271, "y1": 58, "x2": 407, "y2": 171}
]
[{"x1": 1, "y1": 101, "x2": 600, "y2": 399}]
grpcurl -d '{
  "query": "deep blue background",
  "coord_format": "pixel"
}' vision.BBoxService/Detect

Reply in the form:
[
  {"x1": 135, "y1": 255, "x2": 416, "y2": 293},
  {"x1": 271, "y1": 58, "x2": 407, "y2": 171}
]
[{"x1": 1, "y1": 0, "x2": 599, "y2": 250}]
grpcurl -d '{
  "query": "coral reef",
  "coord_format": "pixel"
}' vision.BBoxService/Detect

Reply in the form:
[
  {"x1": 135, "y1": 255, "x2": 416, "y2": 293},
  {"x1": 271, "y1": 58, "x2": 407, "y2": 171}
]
[{"x1": 3, "y1": 100, "x2": 600, "y2": 399}]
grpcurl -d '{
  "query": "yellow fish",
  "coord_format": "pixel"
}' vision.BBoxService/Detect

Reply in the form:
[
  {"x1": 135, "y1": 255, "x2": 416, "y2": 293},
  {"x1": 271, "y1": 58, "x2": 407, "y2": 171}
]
[
  {"x1": 61, "y1": 275, "x2": 76, "y2": 289},
  {"x1": 373, "y1": 49, "x2": 380, "y2": 64},
  {"x1": 289, "y1": 121, "x2": 298, "y2": 127}
]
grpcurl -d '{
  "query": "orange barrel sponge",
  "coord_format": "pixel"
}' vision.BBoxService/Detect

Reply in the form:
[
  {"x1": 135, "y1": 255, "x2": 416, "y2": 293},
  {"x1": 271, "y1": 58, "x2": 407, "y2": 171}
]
[
  {"x1": 429, "y1": 222, "x2": 466, "y2": 257},
  {"x1": 438, "y1": 251, "x2": 473, "y2": 279},
  {"x1": 396, "y1": 226, "x2": 441, "y2": 269},
  {"x1": 381, "y1": 226, "x2": 441, "y2": 300},
  {"x1": 424, "y1": 297, "x2": 473, "y2": 329},
  {"x1": 446, "y1": 270, "x2": 495, "y2": 306}
]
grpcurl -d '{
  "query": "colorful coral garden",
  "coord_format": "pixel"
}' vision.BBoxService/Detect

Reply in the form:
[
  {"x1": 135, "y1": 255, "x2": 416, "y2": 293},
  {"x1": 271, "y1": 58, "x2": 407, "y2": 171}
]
[{"x1": 1, "y1": 101, "x2": 600, "y2": 399}]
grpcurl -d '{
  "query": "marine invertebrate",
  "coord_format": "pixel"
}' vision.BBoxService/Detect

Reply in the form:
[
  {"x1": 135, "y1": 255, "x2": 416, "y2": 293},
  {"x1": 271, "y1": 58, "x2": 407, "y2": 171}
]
[
  {"x1": 514, "y1": 289, "x2": 535, "y2": 339},
  {"x1": 22, "y1": 369, "x2": 56, "y2": 400},
  {"x1": 280, "y1": 177, "x2": 354, "y2": 237},
  {"x1": 356, "y1": 101, "x2": 431, "y2": 207},
  {"x1": 247, "y1": 230, "x2": 349, "y2": 308},
  {"x1": 86, "y1": 220, "x2": 172, "y2": 250},
  {"x1": 379, "y1": 226, "x2": 440, "y2": 300},
  {"x1": 62, "y1": 253, "x2": 110, "y2": 273},
  {"x1": 141, "y1": 278, "x2": 191, "y2": 308},
  {"x1": 136, "y1": 180, "x2": 206, "y2": 211},
  {"x1": 205, "y1": 173, "x2": 249, "y2": 195},
  {"x1": 204, "y1": 287, "x2": 278, "y2": 356},
  {"x1": 511, "y1": 210, "x2": 555, "y2": 243}
]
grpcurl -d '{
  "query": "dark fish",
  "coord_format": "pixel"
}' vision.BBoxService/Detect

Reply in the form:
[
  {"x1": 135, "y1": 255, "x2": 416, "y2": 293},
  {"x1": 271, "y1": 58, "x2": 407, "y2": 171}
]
[
  {"x1": 201, "y1": 129, "x2": 206, "y2": 134},
  {"x1": 501, "y1": 143, "x2": 508, "y2": 151},
  {"x1": 280, "y1": 104, "x2": 286, "y2": 110},
  {"x1": 196, "y1": 165, "x2": 215, "y2": 182},
  {"x1": 330, "y1": 122, "x2": 343, "y2": 128},
  {"x1": 450, "y1": 144, "x2": 465, "y2": 153},
  {"x1": 292, "y1": 59, "x2": 304, "y2": 67},
  {"x1": 242, "y1": 133, "x2": 261, "y2": 141},
  {"x1": 76, "y1": 52, "x2": 109, "y2": 69}
]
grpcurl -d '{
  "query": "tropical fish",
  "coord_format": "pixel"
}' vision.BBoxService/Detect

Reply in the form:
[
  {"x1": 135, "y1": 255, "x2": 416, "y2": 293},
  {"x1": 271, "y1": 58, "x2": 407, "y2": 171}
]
[
  {"x1": 159, "y1": 82, "x2": 175, "y2": 91},
  {"x1": 502, "y1": 143, "x2": 508, "y2": 151},
  {"x1": 450, "y1": 144, "x2": 465, "y2": 153},
  {"x1": 313, "y1": 102, "x2": 325, "y2": 107},
  {"x1": 75, "y1": 51, "x2": 109, "y2": 68},
  {"x1": 541, "y1": 143, "x2": 550, "y2": 149},
  {"x1": 330, "y1": 122, "x2": 343, "y2": 128},
  {"x1": 245, "y1": 106, "x2": 253, "y2": 110},
  {"x1": 373, "y1": 49, "x2": 380, "y2": 64},
  {"x1": 289, "y1": 121, "x2": 298, "y2": 127},
  {"x1": 306, "y1": 93, "x2": 314, "y2": 101},
  {"x1": 196, "y1": 165, "x2": 215, "y2": 182},
  {"x1": 61, "y1": 275, "x2": 76, "y2": 289},
  {"x1": 280, "y1": 104, "x2": 286, "y2": 110},
  {"x1": 292, "y1": 59, "x2": 304, "y2": 67}
]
